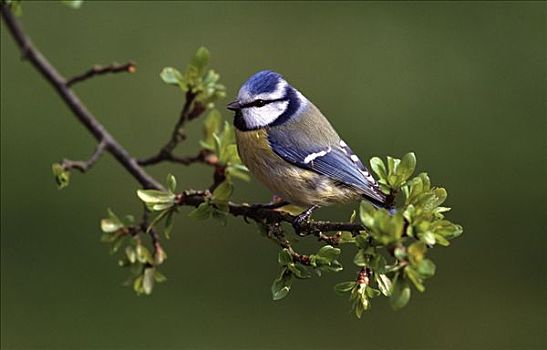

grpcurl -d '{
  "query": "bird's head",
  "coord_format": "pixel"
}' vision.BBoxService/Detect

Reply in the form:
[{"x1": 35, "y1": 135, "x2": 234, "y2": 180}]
[{"x1": 227, "y1": 70, "x2": 306, "y2": 130}]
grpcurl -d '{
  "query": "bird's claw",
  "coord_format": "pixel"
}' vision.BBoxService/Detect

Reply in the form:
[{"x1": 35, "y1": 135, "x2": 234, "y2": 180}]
[{"x1": 292, "y1": 205, "x2": 319, "y2": 236}]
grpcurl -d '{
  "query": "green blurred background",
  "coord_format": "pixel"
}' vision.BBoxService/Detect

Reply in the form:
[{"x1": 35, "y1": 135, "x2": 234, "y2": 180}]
[{"x1": 1, "y1": 1, "x2": 545, "y2": 349}]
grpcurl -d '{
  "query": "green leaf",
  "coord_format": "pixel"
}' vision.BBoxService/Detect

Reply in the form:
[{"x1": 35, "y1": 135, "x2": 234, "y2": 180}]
[
  {"x1": 212, "y1": 181, "x2": 233, "y2": 202},
  {"x1": 316, "y1": 245, "x2": 340, "y2": 262},
  {"x1": 432, "y1": 220, "x2": 463, "y2": 240},
  {"x1": 109, "y1": 235, "x2": 126, "y2": 254},
  {"x1": 354, "y1": 234, "x2": 370, "y2": 249},
  {"x1": 334, "y1": 281, "x2": 356, "y2": 294},
  {"x1": 149, "y1": 202, "x2": 174, "y2": 211},
  {"x1": 278, "y1": 249, "x2": 293, "y2": 266},
  {"x1": 398, "y1": 152, "x2": 416, "y2": 182},
  {"x1": 188, "y1": 202, "x2": 212, "y2": 220},
  {"x1": 365, "y1": 286, "x2": 381, "y2": 298},
  {"x1": 390, "y1": 275, "x2": 411, "y2": 309},
  {"x1": 142, "y1": 267, "x2": 155, "y2": 295},
  {"x1": 370, "y1": 157, "x2": 387, "y2": 181},
  {"x1": 407, "y1": 241, "x2": 427, "y2": 265},
  {"x1": 369, "y1": 253, "x2": 387, "y2": 273},
  {"x1": 133, "y1": 275, "x2": 144, "y2": 295},
  {"x1": 415, "y1": 259, "x2": 436, "y2": 279},
  {"x1": 354, "y1": 287, "x2": 370, "y2": 318},
  {"x1": 160, "y1": 67, "x2": 184, "y2": 86},
  {"x1": 405, "y1": 266, "x2": 425, "y2": 292},
  {"x1": 51, "y1": 163, "x2": 70, "y2": 189},
  {"x1": 419, "y1": 231, "x2": 436, "y2": 245},
  {"x1": 125, "y1": 246, "x2": 137, "y2": 264},
  {"x1": 154, "y1": 246, "x2": 167, "y2": 265},
  {"x1": 211, "y1": 208, "x2": 228, "y2": 226},
  {"x1": 368, "y1": 211, "x2": 404, "y2": 246},
  {"x1": 225, "y1": 164, "x2": 250, "y2": 182},
  {"x1": 100, "y1": 232, "x2": 117, "y2": 243},
  {"x1": 359, "y1": 201, "x2": 376, "y2": 228},
  {"x1": 154, "y1": 270, "x2": 167, "y2": 283},
  {"x1": 136, "y1": 244, "x2": 153, "y2": 264},
  {"x1": 201, "y1": 109, "x2": 222, "y2": 149},
  {"x1": 376, "y1": 273, "x2": 392, "y2": 296},
  {"x1": 353, "y1": 249, "x2": 368, "y2": 267},
  {"x1": 323, "y1": 260, "x2": 344, "y2": 272},
  {"x1": 191, "y1": 47, "x2": 210, "y2": 75},
  {"x1": 339, "y1": 231, "x2": 355, "y2": 244},
  {"x1": 166, "y1": 174, "x2": 177, "y2": 193},
  {"x1": 100, "y1": 219, "x2": 122, "y2": 233},
  {"x1": 136, "y1": 189, "x2": 175, "y2": 204},
  {"x1": 394, "y1": 245, "x2": 407, "y2": 260},
  {"x1": 287, "y1": 264, "x2": 311, "y2": 279},
  {"x1": 145, "y1": 208, "x2": 171, "y2": 233},
  {"x1": 163, "y1": 210, "x2": 174, "y2": 239},
  {"x1": 271, "y1": 268, "x2": 292, "y2": 301},
  {"x1": 349, "y1": 210, "x2": 357, "y2": 223},
  {"x1": 100, "y1": 209, "x2": 124, "y2": 233}
]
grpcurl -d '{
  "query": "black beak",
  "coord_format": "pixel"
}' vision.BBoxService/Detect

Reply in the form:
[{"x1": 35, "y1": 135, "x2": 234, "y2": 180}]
[{"x1": 226, "y1": 100, "x2": 241, "y2": 111}]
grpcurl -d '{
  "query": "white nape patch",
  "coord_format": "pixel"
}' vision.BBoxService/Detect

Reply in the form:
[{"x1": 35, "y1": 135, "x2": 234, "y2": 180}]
[
  {"x1": 304, "y1": 147, "x2": 332, "y2": 164},
  {"x1": 242, "y1": 100, "x2": 289, "y2": 129},
  {"x1": 294, "y1": 89, "x2": 308, "y2": 113},
  {"x1": 339, "y1": 140, "x2": 348, "y2": 152}
]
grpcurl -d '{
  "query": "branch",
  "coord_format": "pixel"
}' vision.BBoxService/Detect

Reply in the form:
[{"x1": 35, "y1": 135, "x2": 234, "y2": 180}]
[
  {"x1": 0, "y1": 3, "x2": 163, "y2": 190},
  {"x1": 176, "y1": 190, "x2": 365, "y2": 236},
  {"x1": 138, "y1": 90, "x2": 207, "y2": 166},
  {"x1": 67, "y1": 62, "x2": 136, "y2": 87},
  {"x1": 61, "y1": 139, "x2": 107, "y2": 172}
]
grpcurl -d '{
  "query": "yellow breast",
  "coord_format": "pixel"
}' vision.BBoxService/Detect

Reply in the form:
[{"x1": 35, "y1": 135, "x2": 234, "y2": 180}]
[{"x1": 235, "y1": 128, "x2": 360, "y2": 206}]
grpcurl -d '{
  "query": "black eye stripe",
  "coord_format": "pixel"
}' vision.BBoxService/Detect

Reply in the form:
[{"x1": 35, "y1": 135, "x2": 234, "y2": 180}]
[{"x1": 241, "y1": 97, "x2": 288, "y2": 109}]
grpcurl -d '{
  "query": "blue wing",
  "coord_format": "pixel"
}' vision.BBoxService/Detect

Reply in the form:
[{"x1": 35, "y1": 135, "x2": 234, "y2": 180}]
[{"x1": 267, "y1": 132, "x2": 386, "y2": 205}]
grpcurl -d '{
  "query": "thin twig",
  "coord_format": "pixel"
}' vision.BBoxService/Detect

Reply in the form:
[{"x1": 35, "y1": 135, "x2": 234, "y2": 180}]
[
  {"x1": 61, "y1": 139, "x2": 107, "y2": 172},
  {"x1": 266, "y1": 223, "x2": 311, "y2": 265},
  {"x1": 138, "y1": 149, "x2": 216, "y2": 167},
  {"x1": 138, "y1": 90, "x2": 207, "y2": 165},
  {"x1": 0, "y1": 3, "x2": 163, "y2": 190},
  {"x1": 141, "y1": 208, "x2": 162, "y2": 255},
  {"x1": 67, "y1": 62, "x2": 136, "y2": 87}
]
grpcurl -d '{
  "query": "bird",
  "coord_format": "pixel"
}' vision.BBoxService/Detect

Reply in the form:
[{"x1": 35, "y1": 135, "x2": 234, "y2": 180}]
[{"x1": 226, "y1": 70, "x2": 389, "y2": 226}]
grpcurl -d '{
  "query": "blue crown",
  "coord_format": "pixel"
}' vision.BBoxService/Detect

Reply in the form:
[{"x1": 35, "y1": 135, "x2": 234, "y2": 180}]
[{"x1": 241, "y1": 70, "x2": 283, "y2": 96}]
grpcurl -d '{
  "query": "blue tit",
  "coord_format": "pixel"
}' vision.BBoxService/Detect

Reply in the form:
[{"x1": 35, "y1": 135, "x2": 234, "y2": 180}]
[{"x1": 227, "y1": 70, "x2": 387, "y2": 212}]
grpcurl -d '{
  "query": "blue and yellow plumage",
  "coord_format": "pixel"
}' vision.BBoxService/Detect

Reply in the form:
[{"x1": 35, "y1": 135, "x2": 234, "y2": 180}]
[{"x1": 227, "y1": 70, "x2": 387, "y2": 210}]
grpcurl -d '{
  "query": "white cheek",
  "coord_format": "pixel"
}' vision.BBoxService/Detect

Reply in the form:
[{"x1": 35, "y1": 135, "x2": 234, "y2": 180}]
[{"x1": 242, "y1": 101, "x2": 289, "y2": 129}]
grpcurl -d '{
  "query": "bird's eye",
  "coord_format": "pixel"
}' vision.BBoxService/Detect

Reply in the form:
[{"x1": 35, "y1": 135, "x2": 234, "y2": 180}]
[{"x1": 254, "y1": 99, "x2": 266, "y2": 107}]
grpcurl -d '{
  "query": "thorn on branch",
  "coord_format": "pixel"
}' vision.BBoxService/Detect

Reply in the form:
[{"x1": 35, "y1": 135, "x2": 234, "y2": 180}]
[
  {"x1": 66, "y1": 62, "x2": 137, "y2": 87},
  {"x1": 61, "y1": 139, "x2": 107, "y2": 173}
]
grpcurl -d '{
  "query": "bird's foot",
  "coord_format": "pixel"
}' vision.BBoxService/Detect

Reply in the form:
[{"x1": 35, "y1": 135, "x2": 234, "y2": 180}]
[{"x1": 292, "y1": 205, "x2": 319, "y2": 236}]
